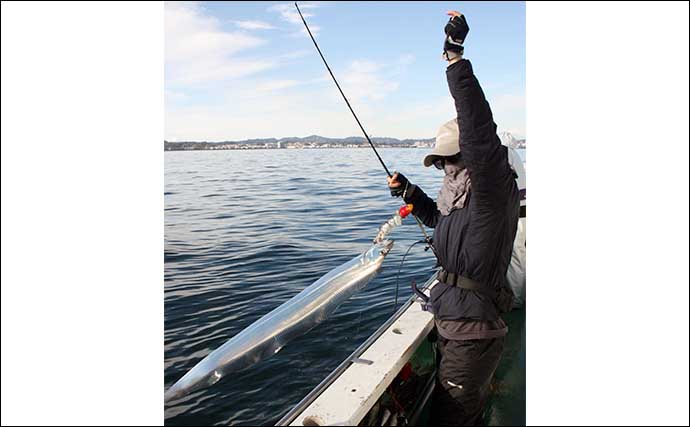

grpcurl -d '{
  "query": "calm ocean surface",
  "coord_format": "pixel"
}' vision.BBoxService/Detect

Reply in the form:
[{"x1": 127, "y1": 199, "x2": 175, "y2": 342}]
[{"x1": 164, "y1": 147, "x2": 525, "y2": 426}]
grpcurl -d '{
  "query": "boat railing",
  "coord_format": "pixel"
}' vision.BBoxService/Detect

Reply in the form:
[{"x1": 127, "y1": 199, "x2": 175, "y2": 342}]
[{"x1": 275, "y1": 271, "x2": 439, "y2": 426}]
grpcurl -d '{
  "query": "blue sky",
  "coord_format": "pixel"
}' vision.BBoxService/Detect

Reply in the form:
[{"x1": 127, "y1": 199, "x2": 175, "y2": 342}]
[{"x1": 165, "y1": 1, "x2": 525, "y2": 141}]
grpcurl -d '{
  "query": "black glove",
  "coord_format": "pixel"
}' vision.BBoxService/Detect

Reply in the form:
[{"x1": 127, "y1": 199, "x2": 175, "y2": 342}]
[
  {"x1": 444, "y1": 15, "x2": 469, "y2": 55},
  {"x1": 389, "y1": 172, "x2": 410, "y2": 198}
]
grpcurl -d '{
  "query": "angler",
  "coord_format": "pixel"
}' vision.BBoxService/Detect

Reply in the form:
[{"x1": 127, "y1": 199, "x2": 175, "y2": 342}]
[{"x1": 387, "y1": 11, "x2": 520, "y2": 426}]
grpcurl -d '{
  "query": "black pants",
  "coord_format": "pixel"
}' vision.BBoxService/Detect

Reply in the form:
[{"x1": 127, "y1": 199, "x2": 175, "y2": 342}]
[{"x1": 429, "y1": 336, "x2": 504, "y2": 426}]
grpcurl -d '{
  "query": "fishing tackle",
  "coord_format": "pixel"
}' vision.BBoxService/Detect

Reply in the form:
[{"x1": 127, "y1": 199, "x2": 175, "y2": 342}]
[
  {"x1": 294, "y1": 2, "x2": 392, "y2": 177},
  {"x1": 295, "y1": 4, "x2": 437, "y2": 315}
]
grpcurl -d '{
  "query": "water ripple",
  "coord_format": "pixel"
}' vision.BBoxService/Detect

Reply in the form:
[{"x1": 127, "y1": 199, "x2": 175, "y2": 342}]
[{"x1": 165, "y1": 148, "x2": 439, "y2": 426}]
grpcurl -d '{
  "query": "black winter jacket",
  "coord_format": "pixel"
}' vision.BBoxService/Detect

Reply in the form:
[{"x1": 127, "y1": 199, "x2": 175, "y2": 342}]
[{"x1": 404, "y1": 59, "x2": 519, "y2": 321}]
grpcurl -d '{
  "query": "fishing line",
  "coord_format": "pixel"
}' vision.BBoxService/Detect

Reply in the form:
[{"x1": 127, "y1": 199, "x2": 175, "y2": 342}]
[
  {"x1": 393, "y1": 240, "x2": 426, "y2": 314},
  {"x1": 294, "y1": 2, "x2": 392, "y2": 177}
]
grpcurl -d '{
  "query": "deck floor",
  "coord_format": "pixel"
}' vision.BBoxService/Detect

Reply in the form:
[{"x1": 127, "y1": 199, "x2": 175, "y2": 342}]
[{"x1": 485, "y1": 306, "x2": 526, "y2": 426}]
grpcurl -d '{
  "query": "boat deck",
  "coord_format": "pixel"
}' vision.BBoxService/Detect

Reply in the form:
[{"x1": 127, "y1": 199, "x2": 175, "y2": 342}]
[
  {"x1": 286, "y1": 280, "x2": 438, "y2": 426},
  {"x1": 277, "y1": 273, "x2": 526, "y2": 426}
]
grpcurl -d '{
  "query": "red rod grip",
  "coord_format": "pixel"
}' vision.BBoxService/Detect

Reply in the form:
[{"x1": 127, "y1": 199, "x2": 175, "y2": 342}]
[{"x1": 398, "y1": 204, "x2": 414, "y2": 219}]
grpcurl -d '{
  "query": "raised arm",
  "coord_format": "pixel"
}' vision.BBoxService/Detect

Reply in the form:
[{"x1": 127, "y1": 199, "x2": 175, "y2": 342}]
[{"x1": 445, "y1": 14, "x2": 515, "y2": 206}]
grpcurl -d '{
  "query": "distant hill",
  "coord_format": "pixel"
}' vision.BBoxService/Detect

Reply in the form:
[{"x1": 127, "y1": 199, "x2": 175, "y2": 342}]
[
  {"x1": 164, "y1": 133, "x2": 526, "y2": 151},
  {"x1": 164, "y1": 135, "x2": 437, "y2": 151}
]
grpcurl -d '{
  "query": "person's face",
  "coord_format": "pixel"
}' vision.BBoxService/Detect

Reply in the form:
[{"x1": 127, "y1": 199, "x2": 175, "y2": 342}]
[{"x1": 433, "y1": 154, "x2": 465, "y2": 174}]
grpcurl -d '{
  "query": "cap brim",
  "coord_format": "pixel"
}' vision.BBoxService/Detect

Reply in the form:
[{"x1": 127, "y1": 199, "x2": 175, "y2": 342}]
[
  {"x1": 423, "y1": 146, "x2": 462, "y2": 167},
  {"x1": 423, "y1": 154, "x2": 443, "y2": 167}
]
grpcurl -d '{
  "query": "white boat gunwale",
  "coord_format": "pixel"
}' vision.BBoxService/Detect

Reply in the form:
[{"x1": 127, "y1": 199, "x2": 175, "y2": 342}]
[{"x1": 276, "y1": 273, "x2": 439, "y2": 426}]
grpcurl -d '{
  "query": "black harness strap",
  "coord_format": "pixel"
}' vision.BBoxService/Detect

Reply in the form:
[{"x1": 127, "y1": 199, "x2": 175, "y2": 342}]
[{"x1": 438, "y1": 269, "x2": 485, "y2": 292}]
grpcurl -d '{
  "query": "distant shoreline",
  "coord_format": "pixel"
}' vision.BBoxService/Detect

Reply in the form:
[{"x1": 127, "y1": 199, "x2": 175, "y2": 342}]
[
  {"x1": 164, "y1": 146, "x2": 527, "y2": 153},
  {"x1": 164, "y1": 137, "x2": 526, "y2": 152},
  {"x1": 164, "y1": 145, "x2": 433, "y2": 152}
]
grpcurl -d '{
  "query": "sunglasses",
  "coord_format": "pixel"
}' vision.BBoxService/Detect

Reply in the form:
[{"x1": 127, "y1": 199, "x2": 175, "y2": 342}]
[{"x1": 432, "y1": 154, "x2": 462, "y2": 170}]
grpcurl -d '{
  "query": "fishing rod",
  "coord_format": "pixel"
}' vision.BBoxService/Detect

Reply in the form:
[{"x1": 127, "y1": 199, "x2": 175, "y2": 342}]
[
  {"x1": 294, "y1": 2, "x2": 437, "y2": 260},
  {"x1": 294, "y1": 2, "x2": 391, "y2": 177}
]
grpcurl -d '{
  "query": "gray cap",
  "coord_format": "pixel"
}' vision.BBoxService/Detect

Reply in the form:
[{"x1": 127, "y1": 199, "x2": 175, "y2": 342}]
[{"x1": 423, "y1": 118, "x2": 461, "y2": 167}]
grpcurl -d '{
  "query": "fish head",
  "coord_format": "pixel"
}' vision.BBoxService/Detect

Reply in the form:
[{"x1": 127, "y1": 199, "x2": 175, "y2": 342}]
[{"x1": 164, "y1": 357, "x2": 225, "y2": 403}]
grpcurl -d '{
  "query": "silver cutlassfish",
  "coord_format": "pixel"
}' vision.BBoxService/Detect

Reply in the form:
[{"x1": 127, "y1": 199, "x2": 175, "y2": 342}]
[{"x1": 165, "y1": 239, "x2": 394, "y2": 402}]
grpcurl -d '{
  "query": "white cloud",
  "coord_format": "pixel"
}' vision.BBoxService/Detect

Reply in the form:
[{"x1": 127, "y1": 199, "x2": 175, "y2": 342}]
[
  {"x1": 165, "y1": 53, "x2": 429, "y2": 142},
  {"x1": 165, "y1": 2, "x2": 272, "y2": 85},
  {"x1": 254, "y1": 79, "x2": 301, "y2": 93},
  {"x1": 269, "y1": 3, "x2": 321, "y2": 36},
  {"x1": 166, "y1": 89, "x2": 361, "y2": 141},
  {"x1": 164, "y1": 3, "x2": 523, "y2": 142},
  {"x1": 234, "y1": 20, "x2": 275, "y2": 30},
  {"x1": 169, "y1": 59, "x2": 274, "y2": 86},
  {"x1": 340, "y1": 60, "x2": 400, "y2": 102},
  {"x1": 382, "y1": 98, "x2": 455, "y2": 125},
  {"x1": 491, "y1": 93, "x2": 525, "y2": 111},
  {"x1": 165, "y1": 90, "x2": 444, "y2": 142},
  {"x1": 277, "y1": 49, "x2": 313, "y2": 60},
  {"x1": 165, "y1": 53, "x2": 420, "y2": 141},
  {"x1": 488, "y1": 93, "x2": 526, "y2": 138},
  {"x1": 292, "y1": 25, "x2": 321, "y2": 37},
  {"x1": 297, "y1": 2, "x2": 322, "y2": 9},
  {"x1": 269, "y1": 3, "x2": 311, "y2": 24}
]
